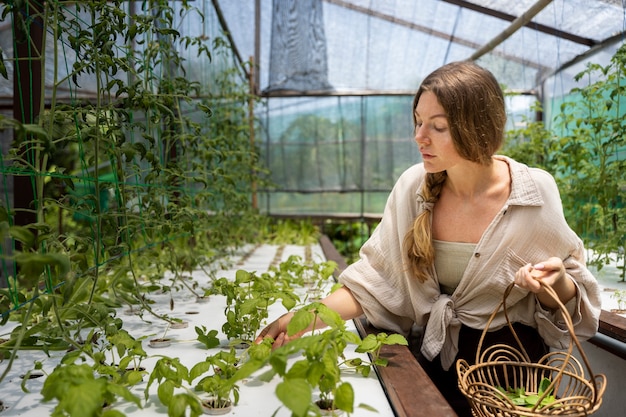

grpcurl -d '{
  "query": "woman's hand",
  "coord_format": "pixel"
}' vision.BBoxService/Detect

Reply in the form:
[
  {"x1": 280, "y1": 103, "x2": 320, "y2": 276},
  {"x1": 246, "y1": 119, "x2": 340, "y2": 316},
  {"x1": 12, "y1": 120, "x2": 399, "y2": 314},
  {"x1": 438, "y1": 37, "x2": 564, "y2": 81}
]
[
  {"x1": 254, "y1": 286, "x2": 364, "y2": 348},
  {"x1": 254, "y1": 311, "x2": 301, "y2": 348},
  {"x1": 515, "y1": 257, "x2": 576, "y2": 309}
]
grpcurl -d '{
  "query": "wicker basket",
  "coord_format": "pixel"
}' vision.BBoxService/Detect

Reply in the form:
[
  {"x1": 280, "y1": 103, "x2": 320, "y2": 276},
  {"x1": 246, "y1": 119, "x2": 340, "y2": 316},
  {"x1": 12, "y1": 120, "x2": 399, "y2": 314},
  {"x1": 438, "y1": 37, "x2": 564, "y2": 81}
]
[{"x1": 456, "y1": 281, "x2": 606, "y2": 417}]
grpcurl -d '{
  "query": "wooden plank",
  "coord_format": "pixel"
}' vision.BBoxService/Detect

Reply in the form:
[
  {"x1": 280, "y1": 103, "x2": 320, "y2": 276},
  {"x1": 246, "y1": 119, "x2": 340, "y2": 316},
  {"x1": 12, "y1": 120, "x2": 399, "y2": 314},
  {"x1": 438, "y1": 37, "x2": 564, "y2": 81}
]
[
  {"x1": 355, "y1": 317, "x2": 458, "y2": 417},
  {"x1": 319, "y1": 234, "x2": 348, "y2": 275},
  {"x1": 598, "y1": 309, "x2": 626, "y2": 343}
]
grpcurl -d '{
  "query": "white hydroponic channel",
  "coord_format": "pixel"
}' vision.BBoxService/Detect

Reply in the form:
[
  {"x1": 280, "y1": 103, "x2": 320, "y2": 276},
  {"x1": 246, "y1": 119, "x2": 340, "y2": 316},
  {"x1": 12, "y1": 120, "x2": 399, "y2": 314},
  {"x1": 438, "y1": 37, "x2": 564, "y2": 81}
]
[{"x1": 0, "y1": 244, "x2": 396, "y2": 417}]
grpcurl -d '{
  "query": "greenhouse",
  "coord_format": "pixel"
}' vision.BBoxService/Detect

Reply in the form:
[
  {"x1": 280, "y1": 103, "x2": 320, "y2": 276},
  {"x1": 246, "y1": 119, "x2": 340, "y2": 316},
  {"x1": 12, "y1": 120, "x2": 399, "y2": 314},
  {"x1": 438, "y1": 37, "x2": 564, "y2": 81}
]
[{"x1": 0, "y1": 0, "x2": 625, "y2": 416}]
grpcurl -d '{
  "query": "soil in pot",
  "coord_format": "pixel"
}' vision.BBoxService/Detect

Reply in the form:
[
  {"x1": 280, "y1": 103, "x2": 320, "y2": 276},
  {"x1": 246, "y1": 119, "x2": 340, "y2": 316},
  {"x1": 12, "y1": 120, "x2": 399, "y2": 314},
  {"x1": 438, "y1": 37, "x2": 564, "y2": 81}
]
[
  {"x1": 315, "y1": 399, "x2": 344, "y2": 416},
  {"x1": 201, "y1": 398, "x2": 233, "y2": 415},
  {"x1": 124, "y1": 366, "x2": 147, "y2": 373},
  {"x1": 148, "y1": 338, "x2": 172, "y2": 348}
]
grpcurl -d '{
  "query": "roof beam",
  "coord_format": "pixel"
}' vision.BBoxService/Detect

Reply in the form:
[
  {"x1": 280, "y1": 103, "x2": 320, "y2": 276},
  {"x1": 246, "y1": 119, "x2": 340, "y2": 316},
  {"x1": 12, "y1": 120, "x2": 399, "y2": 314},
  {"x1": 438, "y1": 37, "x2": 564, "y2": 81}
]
[
  {"x1": 444, "y1": 0, "x2": 596, "y2": 47},
  {"x1": 323, "y1": 0, "x2": 546, "y2": 70},
  {"x1": 468, "y1": 0, "x2": 556, "y2": 61}
]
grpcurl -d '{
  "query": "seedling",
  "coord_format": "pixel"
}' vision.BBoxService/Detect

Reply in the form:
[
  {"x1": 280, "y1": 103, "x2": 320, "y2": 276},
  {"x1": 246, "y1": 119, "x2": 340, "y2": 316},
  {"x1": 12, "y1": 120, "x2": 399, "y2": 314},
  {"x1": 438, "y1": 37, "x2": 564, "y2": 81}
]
[
  {"x1": 611, "y1": 289, "x2": 626, "y2": 311},
  {"x1": 497, "y1": 377, "x2": 560, "y2": 410},
  {"x1": 214, "y1": 269, "x2": 298, "y2": 346},
  {"x1": 344, "y1": 332, "x2": 408, "y2": 376},
  {"x1": 266, "y1": 303, "x2": 378, "y2": 416},
  {"x1": 195, "y1": 326, "x2": 220, "y2": 349}
]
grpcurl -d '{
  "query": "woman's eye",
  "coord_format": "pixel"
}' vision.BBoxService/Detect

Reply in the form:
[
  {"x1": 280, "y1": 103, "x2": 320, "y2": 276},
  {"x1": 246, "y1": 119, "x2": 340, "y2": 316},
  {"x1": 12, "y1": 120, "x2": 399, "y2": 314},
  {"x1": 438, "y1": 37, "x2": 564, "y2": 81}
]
[{"x1": 433, "y1": 125, "x2": 447, "y2": 132}]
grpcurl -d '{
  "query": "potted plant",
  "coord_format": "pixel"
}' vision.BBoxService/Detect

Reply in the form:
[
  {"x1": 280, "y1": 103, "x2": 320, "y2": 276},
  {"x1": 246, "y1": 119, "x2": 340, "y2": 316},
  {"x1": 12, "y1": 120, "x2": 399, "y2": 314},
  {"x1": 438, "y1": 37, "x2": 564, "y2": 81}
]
[
  {"x1": 42, "y1": 362, "x2": 142, "y2": 416},
  {"x1": 214, "y1": 269, "x2": 298, "y2": 348},
  {"x1": 145, "y1": 348, "x2": 247, "y2": 416},
  {"x1": 194, "y1": 348, "x2": 242, "y2": 414},
  {"x1": 266, "y1": 302, "x2": 362, "y2": 416},
  {"x1": 345, "y1": 332, "x2": 408, "y2": 376}
]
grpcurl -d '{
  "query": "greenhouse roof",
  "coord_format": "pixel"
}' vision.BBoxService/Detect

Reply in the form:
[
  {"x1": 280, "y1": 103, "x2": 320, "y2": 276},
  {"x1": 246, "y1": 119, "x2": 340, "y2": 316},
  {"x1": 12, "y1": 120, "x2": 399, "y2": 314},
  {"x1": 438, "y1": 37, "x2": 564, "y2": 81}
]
[
  {"x1": 0, "y1": 0, "x2": 624, "y2": 103},
  {"x1": 219, "y1": 0, "x2": 625, "y2": 95}
]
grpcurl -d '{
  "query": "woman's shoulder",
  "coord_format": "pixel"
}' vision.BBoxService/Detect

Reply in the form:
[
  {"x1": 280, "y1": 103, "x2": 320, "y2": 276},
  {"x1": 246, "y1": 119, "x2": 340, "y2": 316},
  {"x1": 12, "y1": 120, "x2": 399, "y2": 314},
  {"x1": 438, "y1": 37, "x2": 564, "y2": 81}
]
[
  {"x1": 395, "y1": 162, "x2": 426, "y2": 185},
  {"x1": 498, "y1": 156, "x2": 563, "y2": 210},
  {"x1": 499, "y1": 156, "x2": 558, "y2": 189},
  {"x1": 388, "y1": 163, "x2": 427, "y2": 201}
]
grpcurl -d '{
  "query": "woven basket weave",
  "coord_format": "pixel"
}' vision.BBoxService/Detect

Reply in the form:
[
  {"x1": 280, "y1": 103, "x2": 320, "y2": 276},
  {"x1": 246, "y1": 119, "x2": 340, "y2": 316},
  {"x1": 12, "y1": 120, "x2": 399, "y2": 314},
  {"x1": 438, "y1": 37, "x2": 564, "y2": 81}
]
[{"x1": 456, "y1": 281, "x2": 606, "y2": 417}]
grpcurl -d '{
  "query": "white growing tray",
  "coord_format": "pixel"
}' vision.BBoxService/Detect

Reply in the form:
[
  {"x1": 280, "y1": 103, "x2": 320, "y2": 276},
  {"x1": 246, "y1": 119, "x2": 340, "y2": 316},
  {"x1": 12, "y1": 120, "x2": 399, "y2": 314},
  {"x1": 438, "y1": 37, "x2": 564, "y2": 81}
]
[{"x1": 0, "y1": 244, "x2": 395, "y2": 416}]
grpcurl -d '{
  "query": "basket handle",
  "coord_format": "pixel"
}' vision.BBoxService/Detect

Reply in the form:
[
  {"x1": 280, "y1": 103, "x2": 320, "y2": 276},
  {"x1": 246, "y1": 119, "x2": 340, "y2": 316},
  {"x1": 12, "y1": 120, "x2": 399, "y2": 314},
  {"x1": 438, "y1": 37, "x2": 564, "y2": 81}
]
[{"x1": 475, "y1": 280, "x2": 602, "y2": 407}]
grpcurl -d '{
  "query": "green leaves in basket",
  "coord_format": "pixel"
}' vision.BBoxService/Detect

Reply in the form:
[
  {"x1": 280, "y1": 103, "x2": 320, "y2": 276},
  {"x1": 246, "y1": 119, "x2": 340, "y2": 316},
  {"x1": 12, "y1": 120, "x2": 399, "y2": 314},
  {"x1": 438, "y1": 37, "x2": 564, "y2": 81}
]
[{"x1": 497, "y1": 377, "x2": 560, "y2": 409}]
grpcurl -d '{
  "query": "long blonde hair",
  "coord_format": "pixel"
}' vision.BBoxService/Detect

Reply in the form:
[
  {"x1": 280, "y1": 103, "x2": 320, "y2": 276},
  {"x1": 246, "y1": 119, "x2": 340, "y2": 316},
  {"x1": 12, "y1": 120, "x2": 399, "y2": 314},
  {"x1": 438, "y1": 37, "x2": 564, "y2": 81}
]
[{"x1": 403, "y1": 62, "x2": 506, "y2": 283}]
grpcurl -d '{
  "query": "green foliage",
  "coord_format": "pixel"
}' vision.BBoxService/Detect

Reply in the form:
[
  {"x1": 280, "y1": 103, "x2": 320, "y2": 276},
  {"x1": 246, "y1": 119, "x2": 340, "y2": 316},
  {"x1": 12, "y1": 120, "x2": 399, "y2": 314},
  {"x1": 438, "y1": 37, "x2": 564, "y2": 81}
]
[
  {"x1": 497, "y1": 378, "x2": 560, "y2": 410},
  {"x1": 274, "y1": 302, "x2": 357, "y2": 415},
  {"x1": 42, "y1": 363, "x2": 141, "y2": 417},
  {"x1": 324, "y1": 220, "x2": 378, "y2": 264},
  {"x1": 265, "y1": 302, "x2": 406, "y2": 416},
  {"x1": 195, "y1": 326, "x2": 220, "y2": 349},
  {"x1": 212, "y1": 264, "x2": 302, "y2": 344},
  {"x1": 504, "y1": 44, "x2": 626, "y2": 280},
  {"x1": 144, "y1": 348, "x2": 254, "y2": 417},
  {"x1": 258, "y1": 219, "x2": 321, "y2": 246},
  {"x1": 350, "y1": 332, "x2": 408, "y2": 371}
]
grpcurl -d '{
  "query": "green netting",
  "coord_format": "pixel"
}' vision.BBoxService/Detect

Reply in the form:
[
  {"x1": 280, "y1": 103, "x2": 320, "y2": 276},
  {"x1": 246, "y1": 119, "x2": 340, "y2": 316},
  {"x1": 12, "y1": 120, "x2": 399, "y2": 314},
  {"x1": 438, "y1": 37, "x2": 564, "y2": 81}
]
[{"x1": 257, "y1": 94, "x2": 535, "y2": 216}]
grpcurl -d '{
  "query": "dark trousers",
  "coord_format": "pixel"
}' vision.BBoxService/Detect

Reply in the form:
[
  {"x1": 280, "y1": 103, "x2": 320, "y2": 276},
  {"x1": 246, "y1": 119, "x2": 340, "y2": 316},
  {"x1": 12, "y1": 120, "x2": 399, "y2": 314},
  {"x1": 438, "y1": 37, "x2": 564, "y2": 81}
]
[{"x1": 410, "y1": 323, "x2": 549, "y2": 417}]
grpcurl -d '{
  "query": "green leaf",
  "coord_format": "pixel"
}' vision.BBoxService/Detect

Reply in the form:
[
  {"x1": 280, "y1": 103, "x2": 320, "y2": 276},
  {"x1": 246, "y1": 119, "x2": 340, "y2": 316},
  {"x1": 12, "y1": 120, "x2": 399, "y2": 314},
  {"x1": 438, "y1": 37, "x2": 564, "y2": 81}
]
[
  {"x1": 538, "y1": 377, "x2": 552, "y2": 395},
  {"x1": 374, "y1": 358, "x2": 389, "y2": 367},
  {"x1": 10, "y1": 225, "x2": 36, "y2": 249},
  {"x1": 103, "y1": 409, "x2": 127, "y2": 417},
  {"x1": 22, "y1": 123, "x2": 50, "y2": 139},
  {"x1": 62, "y1": 380, "x2": 105, "y2": 417},
  {"x1": 190, "y1": 360, "x2": 211, "y2": 381},
  {"x1": 125, "y1": 369, "x2": 145, "y2": 386},
  {"x1": 314, "y1": 303, "x2": 344, "y2": 328},
  {"x1": 286, "y1": 360, "x2": 309, "y2": 379},
  {"x1": 276, "y1": 378, "x2": 311, "y2": 417},
  {"x1": 305, "y1": 361, "x2": 325, "y2": 386},
  {"x1": 15, "y1": 252, "x2": 71, "y2": 279},
  {"x1": 384, "y1": 334, "x2": 409, "y2": 346},
  {"x1": 525, "y1": 394, "x2": 541, "y2": 406},
  {"x1": 287, "y1": 309, "x2": 314, "y2": 336},
  {"x1": 0, "y1": 54, "x2": 7, "y2": 79},
  {"x1": 0, "y1": 205, "x2": 9, "y2": 222},
  {"x1": 106, "y1": 382, "x2": 142, "y2": 407},
  {"x1": 157, "y1": 379, "x2": 175, "y2": 405},
  {"x1": 355, "y1": 334, "x2": 378, "y2": 353},
  {"x1": 169, "y1": 393, "x2": 189, "y2": 417},
  {"x1": 334, "y1": 382, "x2": 354, "y2": 413},
  {"x1": 357, "y1": 402, "x2": 379, "y2": 412}
]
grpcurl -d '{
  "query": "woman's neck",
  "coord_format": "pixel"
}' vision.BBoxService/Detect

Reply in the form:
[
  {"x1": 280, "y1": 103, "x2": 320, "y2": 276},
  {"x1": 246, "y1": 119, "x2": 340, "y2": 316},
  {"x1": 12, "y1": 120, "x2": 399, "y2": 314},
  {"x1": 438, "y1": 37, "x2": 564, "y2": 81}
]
[{"x1": 443, "y1": 158, "x2": 508, "y2": 200}]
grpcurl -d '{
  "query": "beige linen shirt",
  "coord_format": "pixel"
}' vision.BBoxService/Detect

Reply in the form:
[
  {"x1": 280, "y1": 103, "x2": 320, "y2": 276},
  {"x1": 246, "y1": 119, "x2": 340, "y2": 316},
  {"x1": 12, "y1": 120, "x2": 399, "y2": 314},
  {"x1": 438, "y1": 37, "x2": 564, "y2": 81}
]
[{"x1": 339, "y1": 156, "x2": 601, "y2": 370}]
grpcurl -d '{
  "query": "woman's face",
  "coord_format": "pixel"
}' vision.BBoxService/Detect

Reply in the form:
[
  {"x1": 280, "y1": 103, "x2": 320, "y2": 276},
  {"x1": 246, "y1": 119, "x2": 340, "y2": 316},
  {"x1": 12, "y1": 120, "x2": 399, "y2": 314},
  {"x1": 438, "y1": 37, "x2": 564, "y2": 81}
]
[{"x1": 413, "y1": 91, "x2": 464, "y2": 173}]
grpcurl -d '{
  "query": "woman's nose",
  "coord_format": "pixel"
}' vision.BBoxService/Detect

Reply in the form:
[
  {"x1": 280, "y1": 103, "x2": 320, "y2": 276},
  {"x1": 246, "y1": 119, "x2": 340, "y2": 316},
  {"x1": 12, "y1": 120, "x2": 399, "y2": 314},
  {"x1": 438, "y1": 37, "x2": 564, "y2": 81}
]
[{"x1": 414, "y1": 125, "x2": 429, "y2": 144}]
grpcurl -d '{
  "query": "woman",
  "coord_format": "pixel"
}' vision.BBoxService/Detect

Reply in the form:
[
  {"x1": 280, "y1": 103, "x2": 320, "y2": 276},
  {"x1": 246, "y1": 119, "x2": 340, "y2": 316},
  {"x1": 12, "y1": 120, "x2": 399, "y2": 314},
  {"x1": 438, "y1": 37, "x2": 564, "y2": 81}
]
[{"x1": 255, "y1": 61, "x2": 601, "y2": 416}]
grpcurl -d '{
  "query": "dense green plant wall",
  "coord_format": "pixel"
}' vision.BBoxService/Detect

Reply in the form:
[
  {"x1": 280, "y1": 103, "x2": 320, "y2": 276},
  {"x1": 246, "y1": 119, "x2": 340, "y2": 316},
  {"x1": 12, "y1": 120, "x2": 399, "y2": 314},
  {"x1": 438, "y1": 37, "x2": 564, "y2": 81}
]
[
  {"x1": 503, "y1": 44, "x2": 626, "y2": 281},
  {"x1": 0, "y1": 0, "x2": 264, "y2": 333}
]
